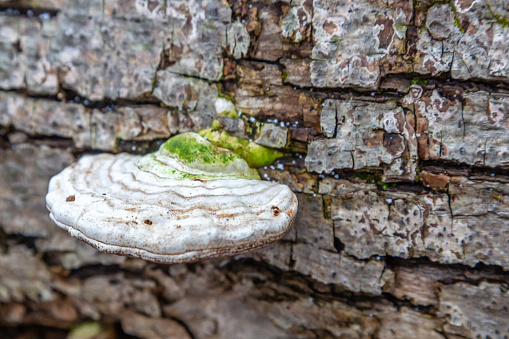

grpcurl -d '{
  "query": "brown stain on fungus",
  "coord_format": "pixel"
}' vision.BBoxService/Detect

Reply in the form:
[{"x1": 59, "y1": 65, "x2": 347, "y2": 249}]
[
  {"x1": 144, "y1": 220, "x2": 153, "y2": 225},
  {"x1": 66, "y1": 195, "x2": 75, "y2": 202}
]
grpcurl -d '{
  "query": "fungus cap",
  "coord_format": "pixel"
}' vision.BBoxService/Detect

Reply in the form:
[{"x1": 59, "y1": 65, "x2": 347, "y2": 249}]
[{"x1": 46, "y1": 133, "x2": 298, "y2": 263}]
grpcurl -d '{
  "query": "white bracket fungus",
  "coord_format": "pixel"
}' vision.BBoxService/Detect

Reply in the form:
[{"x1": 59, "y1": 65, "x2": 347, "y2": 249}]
[{"x1": 46, "y1": 133, "x2": 298, "y2": 264}]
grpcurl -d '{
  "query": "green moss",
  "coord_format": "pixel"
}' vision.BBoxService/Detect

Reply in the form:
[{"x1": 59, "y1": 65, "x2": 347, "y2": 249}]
[
  {"x1": 453, "y1": 16, "x2": 465, "y2": 32},
  {"x1": 137, "y1": 133, "x2": 260, "y2": 180},
  {"x1": 245, "y1": 119, "x2": 261, "y2": 137},
  {"x1": 198, "y1": 129, "x2": 283, "y2": 168},
  {"x1": 412, "y1": 78, "x2": 428, "y2": 85},
  {"x1": 217, "y1": 110, "x2": 238, "y2": 119},
  {"x1": 393, "y1": 24, "x2": 407, "y2": 31},
  {"x1": 413, "y1": 0, "x2": 428, "y2": 11},
  {"x1": 130, "y1": 42, "x2": 154, "y2": 51},
  {"x1": 430, "y1": 0, "x2": 450, "y2": 5},
  {"x1": 215, "y1": 90, "x2": 238, "y2": 118},
  {"x1": 428, "y1": 0, "x2": 467, "y2": 33},
  {"x1": 137, "y1": 129, "x2": 283, "y2": 182},
  {"x1": 352, "y1": 169, "x2": 382, "y2": 184},
  {"x1": 487, "y1": 2, "x2": 509, "y2": 28},
  {"x1": 151, "y1": 76, "x2": 158, "y2": 93},
  {"x1": 216, "y1": 86, "x2": 236, "y2": 104},
  {"x1": 493, "y1": 14, "x2": 509, "y2": 28},
  {"x1": 415, "y1": 164, "x2": 422, "y2": 183},
  {"x1": 68, "y1": 322, "x2": 105, "y2": 339},
  {"x1": 203, "y1": 21, "x2": 219, "y2": 30},
  {"x1": 138, "y1": 154, "x2": 258, "y2": 180},
  {"x1": 418, "y1": 22, "x2": 426, "y2": 34},
  {"x1": 210, "y1": 119, "x2": 222, "y2": 129},
  {"x1": 451, "y1": 3, "x2": 466, "y2": 33},
  {"x1": 330, "y1": 36, "x2": 343, "y2": 44},
  {"x1": 162, "y1": 133, "x2": 238, "y2": 166},
  {"x1": 281, "y1": 71, "x2": 288, "y2": 82}
]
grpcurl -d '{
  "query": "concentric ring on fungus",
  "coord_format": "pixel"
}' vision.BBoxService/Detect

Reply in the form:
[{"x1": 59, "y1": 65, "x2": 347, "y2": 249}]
[{"x1": 46, "y1": 132, "x2": 298, "y2": 264}]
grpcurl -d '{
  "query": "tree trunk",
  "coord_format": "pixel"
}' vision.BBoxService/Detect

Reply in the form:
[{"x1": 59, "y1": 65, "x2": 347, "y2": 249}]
[{"x1": 1, "y1": 0, "x2": 509, "y2": 338}]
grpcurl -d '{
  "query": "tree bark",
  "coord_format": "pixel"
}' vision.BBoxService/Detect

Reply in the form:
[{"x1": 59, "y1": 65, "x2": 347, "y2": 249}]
[{"x1": 1, "y1": 0, "x2": 509, "y2": 338}]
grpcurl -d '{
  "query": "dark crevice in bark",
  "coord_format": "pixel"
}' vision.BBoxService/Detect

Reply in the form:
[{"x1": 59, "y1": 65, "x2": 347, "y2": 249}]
[
  {"x1": 3, "y1": 133, "x2": 167, "y2": 157},
  {"x1": 0, "y1": 88, "x2": 160, "y2": 111},
  {"x1": 58, "y1": 88, "x2": 161, "y2": 109},
  {"x1": 279, "y1": 82, "x2": 404, "y2": 102},
  {"x1": 169, "y1": 317, "x2": 196, "y2": 339},
  {"x1": 27, "y1": 137, "x2": 74, "y2": 151},
  {"x1": 316, "y1": 168, "x2": 436, "y2": 193},
  {"x1": 333, "y1": 237, "x2": 345, "y2": 253},
  {"x1": 380, "y1": 292, "x2": 436, "y2": 314},
  {"x1": 65, "y1": 264, "x2": 124, "y2": 280},
  {"x1": 446, "y1": 187, "x2": 456, "y2": 248},
  {"x1": 422, "y1": 159, "x2": 509, "y2": 177},
  {"x1": 115, "y1": 138, "x2": 168, "y2": 155},
  {"x1": 0, "y1": 5, "x2": 59, "y2": 18},
  {"x1": 0, "y1": 323, "x2": 138, "y2": 339},
  {"x1": 469, "y1": 168, "x2": 509, "y2": 181},
  {"x1": 0, "y1": 232, "x2": 40, "y2": 252},
  {"x1": 165, "y1": 70, "x2": 222, "y2": 84},
  {"x1": 0, "y1": 325, "x2": 68, "y2": 339},
  {"x1": 0, "y1": 129, "x2": 74, "y2": 151},
  {"x1": 382, "y1": 72, "x2": 509, "y2": 94},
  {"x1": 288, "y1": 243, "x2": 296, "y2": 269},
  {"x1": 0, "y1": 126, "x2": 12, "y2": 148},
  {"x1": 238, "y1": 57, "x2": 285, "y2": 67},
  {"x1": 386, "y1": 256, "x2": 509, "y2": 281},
  {"x1": 376, "y1": 182, "x2": 435, "y2": 193}
]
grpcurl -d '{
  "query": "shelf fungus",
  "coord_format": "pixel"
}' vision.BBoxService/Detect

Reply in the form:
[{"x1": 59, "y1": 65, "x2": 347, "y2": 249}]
[{"x1": 46, "y1": 132, "x2": 298, "y2": 263}]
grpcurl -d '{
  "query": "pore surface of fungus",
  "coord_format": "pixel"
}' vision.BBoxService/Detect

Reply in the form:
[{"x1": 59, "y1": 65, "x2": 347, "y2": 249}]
[{"x1": 46, "y1": 133, "x2": 298, "y2": 263}]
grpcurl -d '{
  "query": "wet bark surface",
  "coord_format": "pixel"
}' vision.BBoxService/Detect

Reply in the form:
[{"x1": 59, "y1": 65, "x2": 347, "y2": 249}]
[{"x1": 1, "y1": 0, "x2": 509, "y2": 338}]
